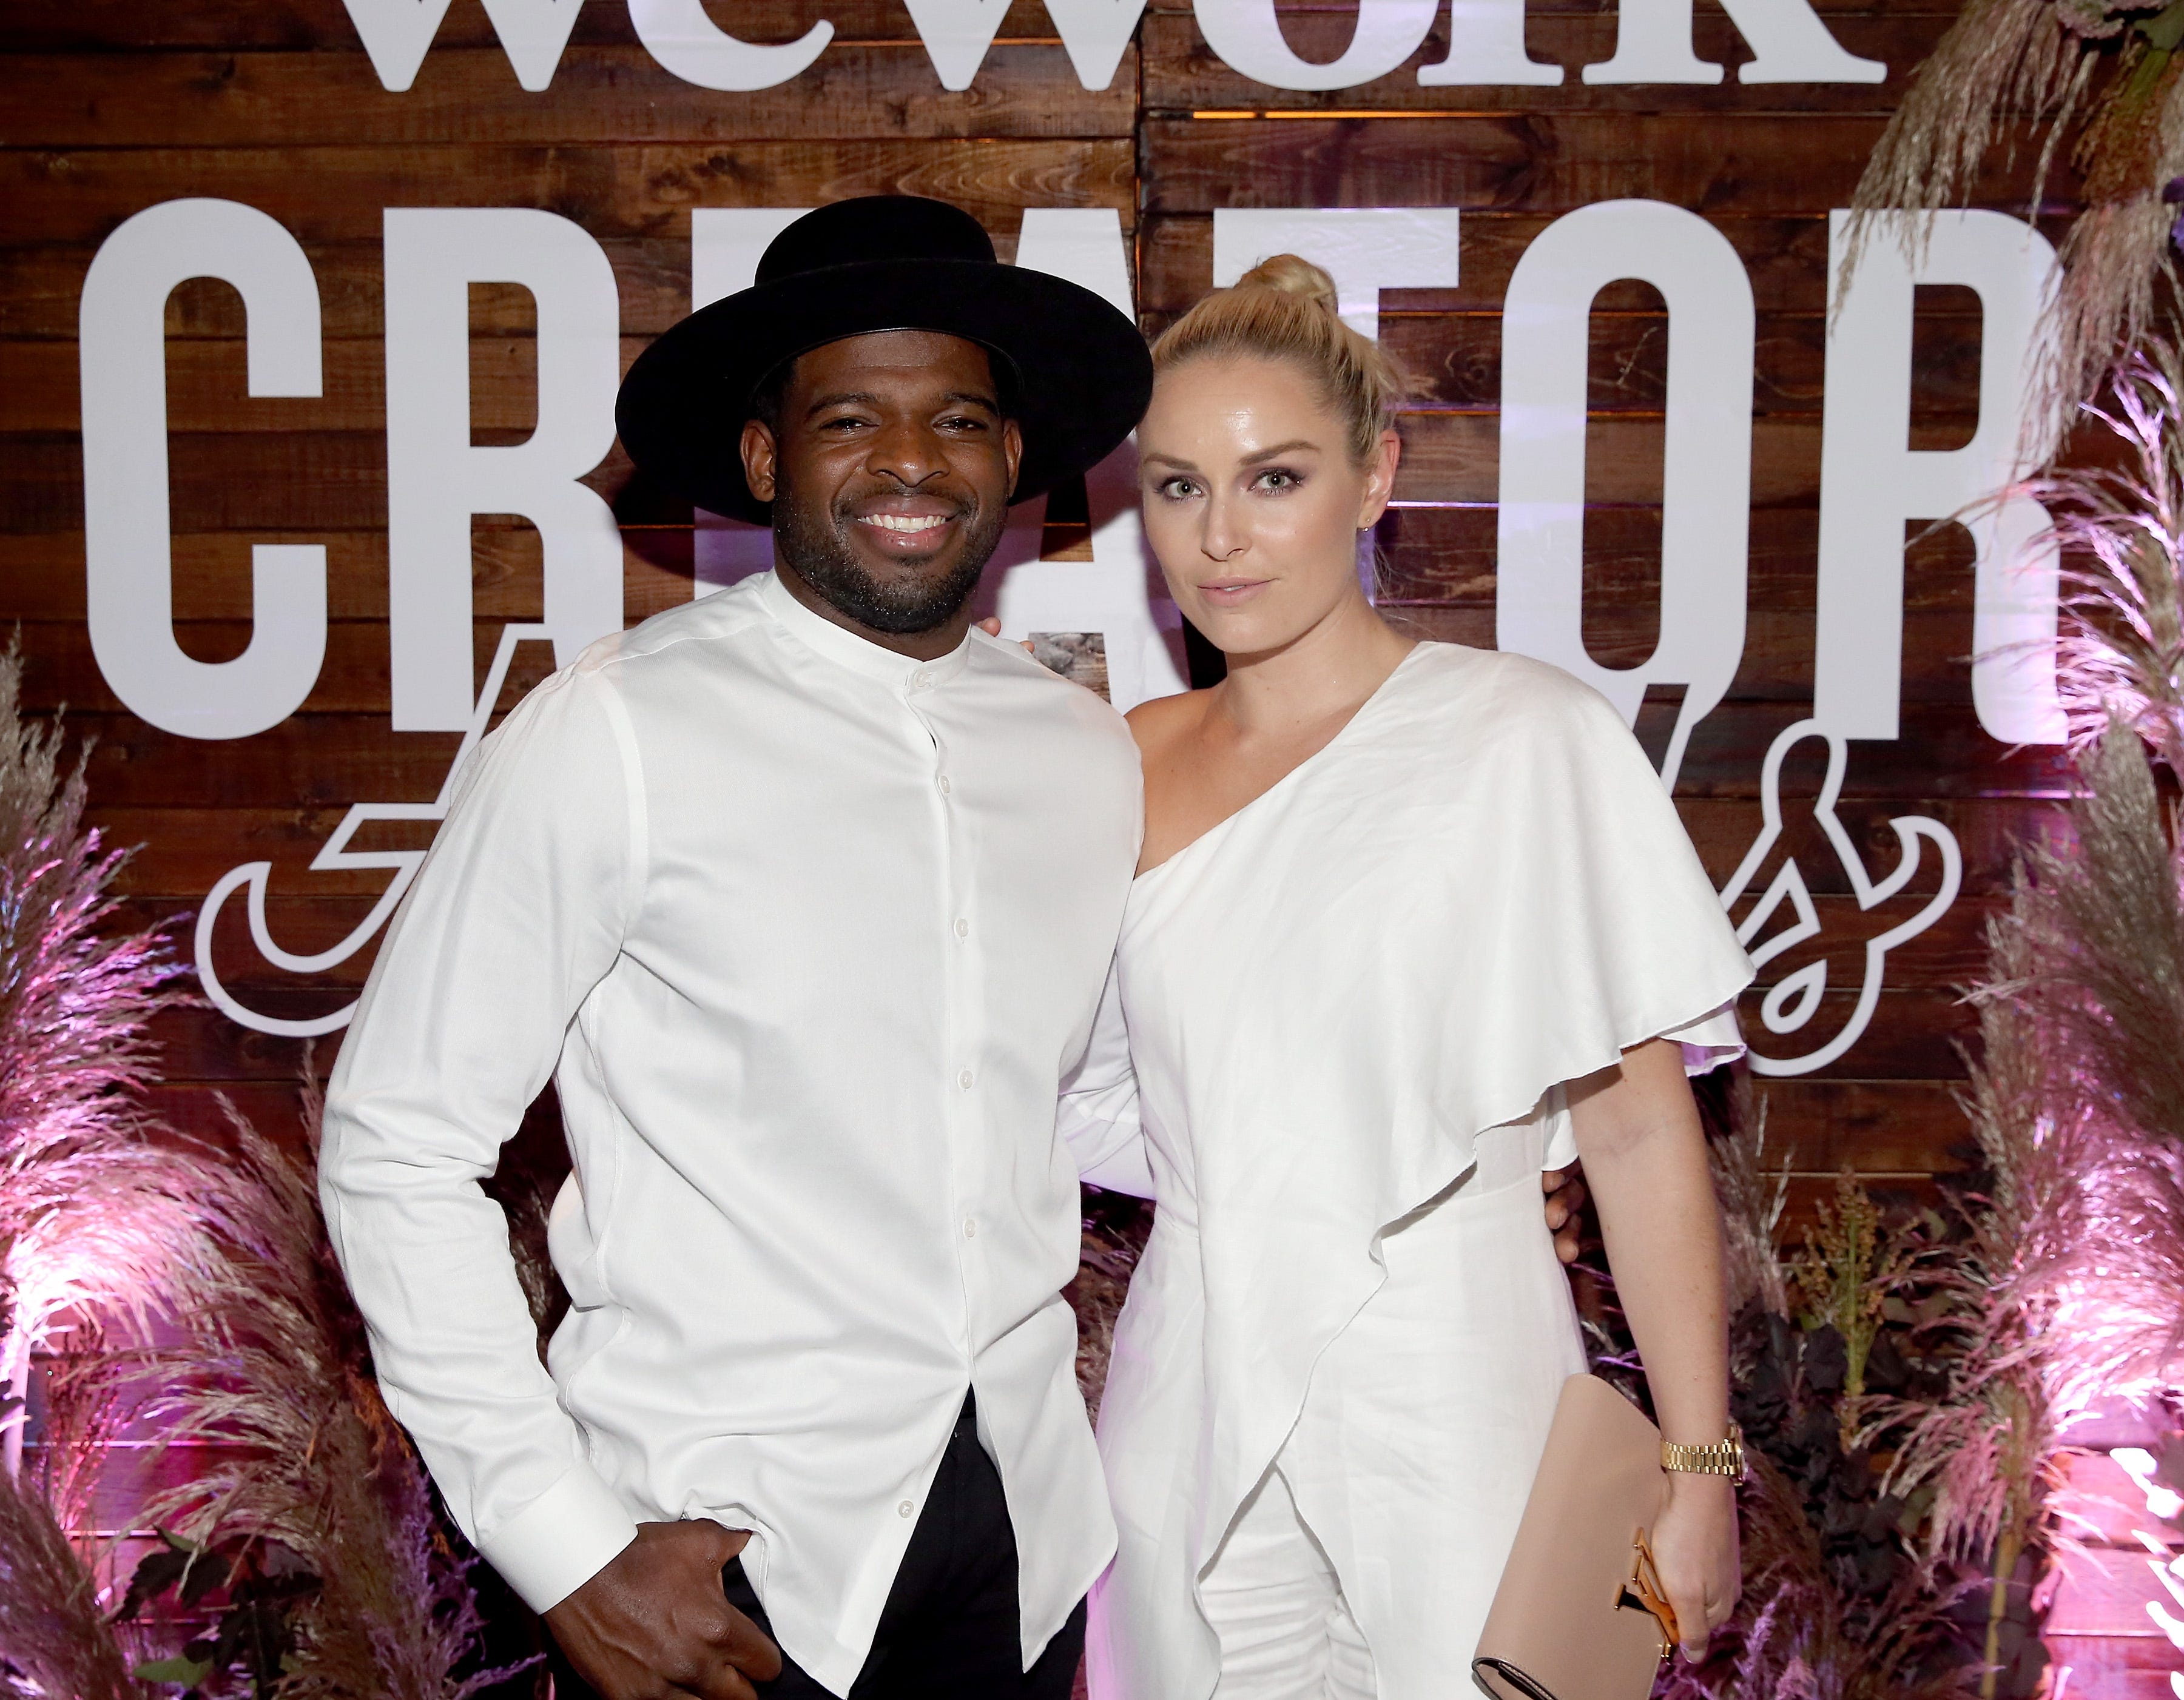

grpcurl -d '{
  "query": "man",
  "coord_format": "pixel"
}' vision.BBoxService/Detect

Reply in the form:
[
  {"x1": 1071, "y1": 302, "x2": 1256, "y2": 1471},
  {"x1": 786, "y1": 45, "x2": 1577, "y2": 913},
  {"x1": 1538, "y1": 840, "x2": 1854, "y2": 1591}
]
[
  {"x1": 322, "y1": 198, "x2": 1154, "y2": 1700},
  {"x1": 322, "y1": 197, "x2": 1589, "y2": 1700}
]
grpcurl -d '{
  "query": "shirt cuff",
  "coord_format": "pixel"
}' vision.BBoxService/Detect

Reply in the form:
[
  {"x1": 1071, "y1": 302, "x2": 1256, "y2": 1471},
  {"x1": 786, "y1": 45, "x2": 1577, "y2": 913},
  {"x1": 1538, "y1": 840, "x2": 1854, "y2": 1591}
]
[{"x1": 477, "y1": 1464, "x2": 641, "y2": 1613}]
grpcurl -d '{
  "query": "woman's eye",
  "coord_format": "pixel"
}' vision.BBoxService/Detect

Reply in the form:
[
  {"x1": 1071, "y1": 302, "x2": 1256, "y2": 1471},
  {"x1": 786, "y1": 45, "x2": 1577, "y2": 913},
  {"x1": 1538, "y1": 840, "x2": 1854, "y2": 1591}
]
[
  {"x1": 1253, "y1": 468, "x2": 1301, "y2": 492},
  {"x1": 1158, "y1": 477, "x2": 1201, "y2": 500}
]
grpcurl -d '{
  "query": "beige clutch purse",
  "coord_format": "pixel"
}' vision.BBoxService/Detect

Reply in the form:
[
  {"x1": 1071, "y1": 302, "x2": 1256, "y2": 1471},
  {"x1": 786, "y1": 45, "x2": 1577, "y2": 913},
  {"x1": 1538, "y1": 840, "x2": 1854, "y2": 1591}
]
[{"x1": 1472, "y1": 1374, "x2": 1680, "y2": 1700}]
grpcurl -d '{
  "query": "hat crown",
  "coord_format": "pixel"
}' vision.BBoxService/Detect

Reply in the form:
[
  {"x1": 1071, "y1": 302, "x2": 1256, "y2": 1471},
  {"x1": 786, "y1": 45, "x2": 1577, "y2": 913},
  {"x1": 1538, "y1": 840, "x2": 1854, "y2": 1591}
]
[{"x1": 755, "y1": 197, "x2": 997, "y2": 286}]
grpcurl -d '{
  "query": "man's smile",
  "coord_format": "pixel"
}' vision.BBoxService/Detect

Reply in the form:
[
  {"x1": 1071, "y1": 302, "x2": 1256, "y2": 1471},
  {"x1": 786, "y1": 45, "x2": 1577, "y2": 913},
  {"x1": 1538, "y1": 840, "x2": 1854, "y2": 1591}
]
[{"x1": 849, "y1": 495, "x2": 965, "y2": 554}]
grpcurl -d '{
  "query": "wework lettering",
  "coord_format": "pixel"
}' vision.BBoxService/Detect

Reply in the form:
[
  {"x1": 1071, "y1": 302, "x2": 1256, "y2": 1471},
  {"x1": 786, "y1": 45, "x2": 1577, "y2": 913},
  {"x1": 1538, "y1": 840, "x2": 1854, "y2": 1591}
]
[{"x1": 339, "y1": 0, "x2": 1887, "y2": 93}]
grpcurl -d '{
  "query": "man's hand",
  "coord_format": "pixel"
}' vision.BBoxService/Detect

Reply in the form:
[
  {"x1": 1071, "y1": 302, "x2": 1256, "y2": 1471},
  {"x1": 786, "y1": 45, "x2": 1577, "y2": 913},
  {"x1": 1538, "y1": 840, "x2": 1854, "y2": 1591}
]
[
  {"x1": 975, "y1": 616, "x2": 1036, "y2": 654},
  {"x1": 544, "y1": 1520, "x2": 784, "y2": 1700},
  {"x1": 1543, "y1": 1164, "x2": 1588, "y2": 1265}
]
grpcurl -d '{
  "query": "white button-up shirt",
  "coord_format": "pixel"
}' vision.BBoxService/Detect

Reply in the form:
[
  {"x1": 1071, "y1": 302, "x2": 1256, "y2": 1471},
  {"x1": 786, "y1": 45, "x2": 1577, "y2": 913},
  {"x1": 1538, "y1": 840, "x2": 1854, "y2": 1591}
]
[{"x1": 320, "y1": 571, "x2": 1142, "y2": 1695}]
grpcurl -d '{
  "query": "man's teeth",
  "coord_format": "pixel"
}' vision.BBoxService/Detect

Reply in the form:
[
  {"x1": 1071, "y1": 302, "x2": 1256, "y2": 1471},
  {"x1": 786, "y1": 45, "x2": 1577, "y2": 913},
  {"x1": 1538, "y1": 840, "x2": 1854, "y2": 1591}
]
[{"x1": 863, "y1": 514, "x2": 946, "y2": 533}]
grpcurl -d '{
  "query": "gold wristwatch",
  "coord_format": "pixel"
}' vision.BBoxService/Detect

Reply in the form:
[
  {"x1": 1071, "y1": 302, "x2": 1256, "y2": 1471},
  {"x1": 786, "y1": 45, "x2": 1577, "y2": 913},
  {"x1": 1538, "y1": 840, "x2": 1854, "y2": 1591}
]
[{"x1": 1662, "y1": 1423, "x2": 1747, "y2": 1479}]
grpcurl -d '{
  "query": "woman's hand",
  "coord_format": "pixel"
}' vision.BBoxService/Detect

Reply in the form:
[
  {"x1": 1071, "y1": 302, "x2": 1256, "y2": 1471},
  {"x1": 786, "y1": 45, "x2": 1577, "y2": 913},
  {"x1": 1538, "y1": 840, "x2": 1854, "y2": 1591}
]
[
  {"x1": 1648, "y1": 1472, "x2": 1740, "y2": 1661},
  {"x1": 1568, "y1": 1040, "x2": 1739, "y2": 1660}
]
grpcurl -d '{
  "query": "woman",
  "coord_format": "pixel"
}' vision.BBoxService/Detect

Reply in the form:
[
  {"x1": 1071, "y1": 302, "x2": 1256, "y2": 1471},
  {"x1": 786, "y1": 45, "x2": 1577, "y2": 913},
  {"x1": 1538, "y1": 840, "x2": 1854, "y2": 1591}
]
[{"x1": 1067, "y1": 258, "x2": 1753, "y2": 1699}]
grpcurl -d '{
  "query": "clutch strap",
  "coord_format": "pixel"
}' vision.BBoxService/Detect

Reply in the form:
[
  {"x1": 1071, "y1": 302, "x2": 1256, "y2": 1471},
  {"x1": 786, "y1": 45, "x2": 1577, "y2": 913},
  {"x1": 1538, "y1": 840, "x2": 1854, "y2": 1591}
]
[{"x1": 1471, "y1": 1656, "x2": 1560, "y2": 1700}]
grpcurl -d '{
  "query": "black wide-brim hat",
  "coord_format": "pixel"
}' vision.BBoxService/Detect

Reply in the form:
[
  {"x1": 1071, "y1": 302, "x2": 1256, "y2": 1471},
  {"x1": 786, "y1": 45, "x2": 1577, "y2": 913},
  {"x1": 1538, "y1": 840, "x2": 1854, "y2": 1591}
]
[{"x1": 616, "y1": 197, "x2": 1154, "y2": 524}]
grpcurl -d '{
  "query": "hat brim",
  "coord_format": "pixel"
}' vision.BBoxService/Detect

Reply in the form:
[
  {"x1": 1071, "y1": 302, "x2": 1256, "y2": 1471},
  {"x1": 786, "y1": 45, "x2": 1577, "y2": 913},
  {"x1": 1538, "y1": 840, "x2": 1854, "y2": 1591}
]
[{"x1": 615, "y1": 258, "x2": 1153, "y2": 525}]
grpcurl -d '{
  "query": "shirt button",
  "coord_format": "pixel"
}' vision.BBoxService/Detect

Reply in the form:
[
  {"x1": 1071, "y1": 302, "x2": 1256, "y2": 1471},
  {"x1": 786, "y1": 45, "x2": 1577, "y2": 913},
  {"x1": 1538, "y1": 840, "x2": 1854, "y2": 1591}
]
[
  {"x1": 963, "y1": 1217, "x2": 978, "y2": 1239},
  {"x1": 937, "y1": 774, "x2": 952, "y2": 796},
  {"x1": 898, "y1": 1499, "x2": 915, "y2": 1519},
  {"x1": 957, "y1": 1069, "x2": 974, "y2": 1090},
  {"x1": 954, "y1": 918, "x2": 969, "y2": 939},
  {"x1": 913, "y1": 670, "x2": 935, "y2": 691}
]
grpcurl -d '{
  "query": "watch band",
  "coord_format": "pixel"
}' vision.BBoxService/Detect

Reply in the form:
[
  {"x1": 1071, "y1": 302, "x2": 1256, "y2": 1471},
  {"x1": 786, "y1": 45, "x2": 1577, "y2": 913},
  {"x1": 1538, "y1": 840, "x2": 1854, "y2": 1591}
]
[{"x1": 1661, "y1": 1423, "x2": 1746, "y2": 1478}]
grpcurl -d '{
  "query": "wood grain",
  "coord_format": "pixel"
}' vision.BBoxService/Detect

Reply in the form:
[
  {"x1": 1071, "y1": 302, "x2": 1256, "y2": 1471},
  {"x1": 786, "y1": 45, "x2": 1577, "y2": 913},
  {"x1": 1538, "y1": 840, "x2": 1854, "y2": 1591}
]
[
  {"x1": 0, "y1": 529, "x2": 697, "y2": 623},
  {"x1": 1376, "y1": 505, "x2": 1982, "y2": 611},
  {"x1": 1377, "y1": 305, "x2": 1983, "y2": 414},
  {"x1": 1, "y1": 44, "x2": 1133, "y2": 148},
  {"x1": 0, "y1": 335, "x2": 645, "y2": 434},
  {"x1": 1676, "y1": 795, "x2": 2061, "y2": 896},
  {"x1": 1739, "y1": 987, "x2": 1975, "y2": 1078},
  {"x1": 1742, "y1": 893, "x2": 1998, "y2": 986},
  {"x1": 1669, "y1": 700, "x2": 2071, "y2": 801},
  {"x1": 0, "y1": 220, "x2": 1081, "y2": 344},
  {"x1": 150, "y1": 1001, "x2": 356, "y2": 1083},
  {"x1": 1754, "y1": 1078, "x2": 1973, "y2": 1173},
  {"x1": 0, "y1": 139, "x2": 1134, "y2": 244},
  {"x1": 1387, "y1": 604, "x2": 2045, "y2": 701},
  {"x1": 1389, "y1": 412, "x2": 1815, "y2": 505},
  {"x1": 98, "y1": 808, "x2": 438, "y2": 897},
  {"x1": 0, "y1": 240, "x2": 694, "y2": 342},
  {"x1": 22, "y1": 620, "x2": 564, "y2": 715},
  {"x1": 1136, "y1": 115, "x2": 2072, "y2": 217},
  {"x1": 1141, "y1": 210, "x2": 1845, "y2": 316}
]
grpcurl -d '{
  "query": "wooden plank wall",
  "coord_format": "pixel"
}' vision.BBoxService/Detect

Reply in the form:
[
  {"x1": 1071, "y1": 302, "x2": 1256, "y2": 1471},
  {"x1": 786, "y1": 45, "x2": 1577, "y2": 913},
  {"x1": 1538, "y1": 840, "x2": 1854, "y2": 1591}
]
[{"x1": 0, "y1": 2, "x2": 2076, "y2": 1250}]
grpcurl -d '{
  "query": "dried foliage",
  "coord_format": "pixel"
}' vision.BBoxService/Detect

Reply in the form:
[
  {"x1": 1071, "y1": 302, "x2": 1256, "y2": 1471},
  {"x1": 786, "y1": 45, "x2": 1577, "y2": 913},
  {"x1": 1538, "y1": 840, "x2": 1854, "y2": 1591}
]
[
  {"x1": 1970, "y1": 725, "x2": 2184, "y2": 1396},
  {"x1": 96, "y1": 1073, "x2": 524, "y2": 1700},
  {"x1": 1656, "y1": 1109, "x2": 1984, "y2": 1700},
  {"x1": 1884, "y1": 916, "x2": 2081, "y2": 1696},
  {"x1": 0, "y1": 636, "x2": 195, "y2": 1471},
  {"x1": 1844, "y1": 0, "x2": 2184, "y2": 442},
  {"x1": 0, "y1": 1463, "x2": 144, "y2": 1699},
  {"x1": 1790, "y1": 1169, "x2": 1918, "y2": 1439},
  {"x1": 1063, "y1": 1189, "x2": 1150, "y2": 1421},
  {"x1": 1663, "y1": 1448, "x2": 1977, "y2": 1700},
  {"x1": 2025, "y1": 331, "x2": 2184, "y2": 771},
  {"x1": 1873, "y1": 717, "x2": 2184, "y2": 1696},
  {"x1": 1710, "y1": 1093, "x2": 1791, "y2": 1323}
]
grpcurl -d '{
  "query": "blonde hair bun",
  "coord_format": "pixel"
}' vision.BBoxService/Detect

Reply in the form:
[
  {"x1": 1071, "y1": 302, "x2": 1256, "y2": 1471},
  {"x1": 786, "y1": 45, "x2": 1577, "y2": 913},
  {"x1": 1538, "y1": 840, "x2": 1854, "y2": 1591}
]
[
  {"x1": 1235, "y1": 253, "x2": 1341, "y2": 317},
  {"x1": 1151, "y1": 252, "x2": 1404, "y2": 467}
]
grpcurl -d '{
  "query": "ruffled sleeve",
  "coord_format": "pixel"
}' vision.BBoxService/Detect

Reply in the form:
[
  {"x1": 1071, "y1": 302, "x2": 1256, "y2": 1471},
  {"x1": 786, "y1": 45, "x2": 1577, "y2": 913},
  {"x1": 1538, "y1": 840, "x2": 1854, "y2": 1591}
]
[{"x1": 1388, "y1": 653, "x2": 1753, "y2": 1208}]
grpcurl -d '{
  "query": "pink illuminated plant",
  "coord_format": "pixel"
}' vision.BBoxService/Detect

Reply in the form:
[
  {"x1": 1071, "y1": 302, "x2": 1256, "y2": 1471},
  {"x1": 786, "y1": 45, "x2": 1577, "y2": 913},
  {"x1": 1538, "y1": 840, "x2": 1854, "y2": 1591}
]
[{"x1": 0, "y1": 631, "x2": 194, "y2": 1482}]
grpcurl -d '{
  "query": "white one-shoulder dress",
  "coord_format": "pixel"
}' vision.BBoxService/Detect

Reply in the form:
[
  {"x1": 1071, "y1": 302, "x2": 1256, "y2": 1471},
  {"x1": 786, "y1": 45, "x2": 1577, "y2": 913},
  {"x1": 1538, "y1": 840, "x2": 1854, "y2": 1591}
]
[{"x1": 1064, "y1": 643, "x2": 1753, "y2": 1700}]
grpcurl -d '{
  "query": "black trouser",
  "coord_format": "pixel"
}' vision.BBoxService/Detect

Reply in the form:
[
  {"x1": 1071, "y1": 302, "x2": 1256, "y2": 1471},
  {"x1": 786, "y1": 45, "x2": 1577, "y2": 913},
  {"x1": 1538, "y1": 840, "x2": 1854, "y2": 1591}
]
[{"x1": 550, "y1": 1396, "x2": 1085, "y2": 1699}]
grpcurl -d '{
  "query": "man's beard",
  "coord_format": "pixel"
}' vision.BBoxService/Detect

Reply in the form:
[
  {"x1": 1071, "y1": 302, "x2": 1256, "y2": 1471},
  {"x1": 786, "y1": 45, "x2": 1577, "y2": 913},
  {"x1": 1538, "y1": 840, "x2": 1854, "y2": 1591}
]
[{"x1": 773, "y1": 477, "x2": 1008, "y2": 634}]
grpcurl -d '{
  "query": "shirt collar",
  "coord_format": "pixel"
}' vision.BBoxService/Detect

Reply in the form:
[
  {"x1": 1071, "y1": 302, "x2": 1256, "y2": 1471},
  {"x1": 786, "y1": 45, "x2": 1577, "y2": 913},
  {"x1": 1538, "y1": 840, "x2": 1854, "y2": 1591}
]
[{"x1": 756, "y1": 569, "x2": 971, "y2": 694}]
